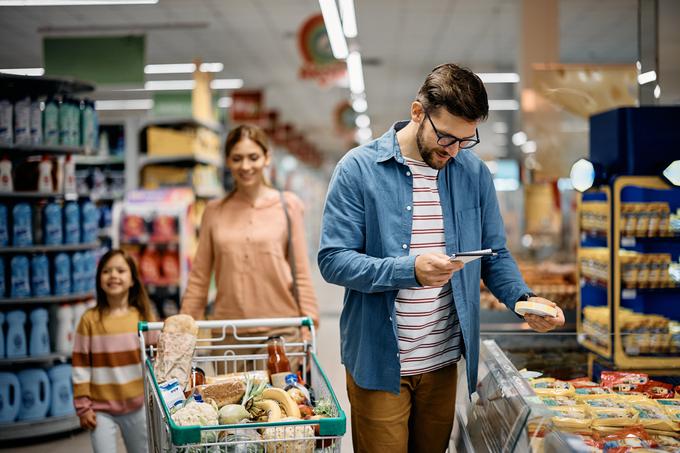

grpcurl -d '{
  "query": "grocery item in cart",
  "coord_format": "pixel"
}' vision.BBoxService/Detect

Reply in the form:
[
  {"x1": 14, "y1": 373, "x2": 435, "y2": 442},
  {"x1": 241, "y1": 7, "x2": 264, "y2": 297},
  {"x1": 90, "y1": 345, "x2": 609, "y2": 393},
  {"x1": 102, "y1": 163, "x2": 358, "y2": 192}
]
[
  {"x1": 195, "y1": 380, "x2": 246, "y2": 408},
  {"x1": 205, "y1": 370, "x2": 268, "y2": 386},
  {"x1": 154, "y1": 314, "x2": 198, "y2": 389},
  {"x1": 267, "y1": 335, "x2": 292, "y2": 389},
  {"x1": 262, "y1": 419, "x2": 315, "y2": 453},
  {"x1": 159, "y1": 378, "x2": 186, "y2": 412}
]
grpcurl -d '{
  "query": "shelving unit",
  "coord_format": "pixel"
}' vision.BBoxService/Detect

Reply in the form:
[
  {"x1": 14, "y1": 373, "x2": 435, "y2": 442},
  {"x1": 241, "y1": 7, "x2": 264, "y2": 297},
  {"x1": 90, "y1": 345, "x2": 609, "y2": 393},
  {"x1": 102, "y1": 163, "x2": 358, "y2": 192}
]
[
  {"x1": 0, "y1": 415, "x2": 81, "y2": 441},
  {"x1": 0, "y1": 353, "x2": 69, "y2": 365},
  {"x1": 0, "y1": 293, "x2": 95, "y2": 306},
  {"x1": 0, "y1": 243, "x2": 99, "y2": 254},
  {"x1": 0, "y1": 144, "x2": 86, "y2": 157}
]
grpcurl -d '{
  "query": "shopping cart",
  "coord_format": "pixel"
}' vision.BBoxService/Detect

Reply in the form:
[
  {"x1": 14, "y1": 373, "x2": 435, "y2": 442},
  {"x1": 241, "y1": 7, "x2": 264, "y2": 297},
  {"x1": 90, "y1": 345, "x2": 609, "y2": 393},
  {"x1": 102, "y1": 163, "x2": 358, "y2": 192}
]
[{"x1": 139, "y1": 317, "x2": 346, "y2": 452}]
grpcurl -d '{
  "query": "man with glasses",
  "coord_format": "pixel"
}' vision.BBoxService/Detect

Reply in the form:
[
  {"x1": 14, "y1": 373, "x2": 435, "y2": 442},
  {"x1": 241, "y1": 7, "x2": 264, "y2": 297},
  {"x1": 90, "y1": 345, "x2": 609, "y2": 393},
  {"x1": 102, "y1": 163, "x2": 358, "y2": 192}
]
[{"x1": 318, "y1": 63, "x2": 564, "y2": 452}]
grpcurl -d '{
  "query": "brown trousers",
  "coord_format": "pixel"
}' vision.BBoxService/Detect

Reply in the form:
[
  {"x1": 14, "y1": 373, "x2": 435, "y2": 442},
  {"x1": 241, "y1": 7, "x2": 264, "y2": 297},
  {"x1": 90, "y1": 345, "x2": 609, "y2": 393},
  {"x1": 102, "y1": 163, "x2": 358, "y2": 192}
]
[{"x1": 346, "y1": 363, "x2": 457, "y2": 453}]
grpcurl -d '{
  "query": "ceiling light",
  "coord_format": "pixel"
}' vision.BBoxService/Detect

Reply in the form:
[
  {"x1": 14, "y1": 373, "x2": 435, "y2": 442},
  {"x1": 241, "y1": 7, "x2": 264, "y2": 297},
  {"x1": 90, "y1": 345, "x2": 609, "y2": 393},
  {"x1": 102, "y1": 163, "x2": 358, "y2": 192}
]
[
  {"x1": 570, "y1": 158, "x2": 596, "y2": 192},
  {"x1": 355, "y1": 127, "x2": 372, "y2": 143},
  {"x1": 144, "y1": 80, "x2": 195, "y2": 91},
  {"x1": 355, "y1": 114, "x2": 370, "y2": 128},
  {"x1": 211, "y1": 78, "x2": 244, "y2": 90},
  {"x1": 217, "y1": 97, "x2": 232, "y2": 108},
  {"x1": 347, "y1": 51, "x2": 364, "y2": 94},
  {"x1": 339, "y1": 0, "x2": 357, "y2": 38},
  {"x1": 144, "y1": 62, "x2": 224, "y2": 74},
  {"x1": 488, "y1": 100, "x2": 519, "y2": 111},
  {"x1": 352, "y1": 97, "x2": 368, "y2": 113},
  {"x1": 521, "y1": 140, "x2": 537, "y2": 154},
  {"x1": 637, "y1": 70, "x2": 657, "y2": 85},
  {"x1": 318, "y1": 0, "x2": 348, "y2": 59},
  {"x1": 0, "y1": 67, "x2": 45, "y2": 76},
  {"x1": 95, "y1": 99, "x2": 153, "y2": 110},
  {"x1": 662, "y1": 160, "x2": 680, "y2": 186},
  {"x1": 511, "y1": 131, "x2": 527, "y2": 146},
  {"x1": 476, "y1": 73, "x2": 520, "y2": 84},
  {"x1": 654, "y1": 84, "x2": 661, "y2": 99},
  {"x1": 1, "y1": 0, "x2": 157, "y2": 4},
  {"x1": 492, "y1": 122, "x2": 508, "y2": 134}
]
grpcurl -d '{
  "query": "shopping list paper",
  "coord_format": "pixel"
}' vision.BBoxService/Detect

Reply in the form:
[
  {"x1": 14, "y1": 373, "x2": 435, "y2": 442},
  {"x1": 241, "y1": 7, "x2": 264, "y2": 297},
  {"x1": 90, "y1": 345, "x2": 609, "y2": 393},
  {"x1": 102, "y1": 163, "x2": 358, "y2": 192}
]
[{"x1": 449, "y1": 248, "x2": 494, "y2": 264}]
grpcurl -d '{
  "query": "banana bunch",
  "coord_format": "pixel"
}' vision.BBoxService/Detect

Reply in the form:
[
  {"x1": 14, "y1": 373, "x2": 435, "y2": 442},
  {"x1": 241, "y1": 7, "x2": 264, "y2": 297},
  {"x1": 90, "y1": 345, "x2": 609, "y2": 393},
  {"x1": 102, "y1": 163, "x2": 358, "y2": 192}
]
[{"x1": 248, "y1": 388, "x2": 301, "y2": 422}]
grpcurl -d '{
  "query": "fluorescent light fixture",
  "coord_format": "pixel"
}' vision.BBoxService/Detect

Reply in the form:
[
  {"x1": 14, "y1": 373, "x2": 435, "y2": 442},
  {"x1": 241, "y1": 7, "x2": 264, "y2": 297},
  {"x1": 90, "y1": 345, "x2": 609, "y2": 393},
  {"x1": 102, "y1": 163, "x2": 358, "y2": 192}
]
[
  {"x1": 355, "y1": 114, "x2": 370, "y2": 128},
  {"x1": 570, "y1": 158, "x2": 595, "y2": 192},
  {"x1": 637, "y1": 70, "x2": 657, "y2": 85},
  {"x1": 95, "y1": 99, "x2": 153, "y2": 110},
  {"x1": 319, "y1": 0, "x2": 348, "y2": 59},
  {"x1": 654, "y1": 84, "x2": 661, "y2": 99},
  {"x1": 355, "y1": 127, "x2": 372, "y2": 143},
  {"x1": 662, "y1": 160, "x2": 680, "y2": 186},
  {"x1": 211, "y1": 78, "x2": 244, "y2": 90},
  {"x1": 521, "y1": 140, "x2": 537, "y2": 154},
  {"x1": 352, "y1": 97, "x2": 368, "y2": 113},
  {"x1": 141, "y1": 78, "x2": 243, "y2": 91},
  {"x1": 144, "y1": 62, "x2": 224, "y2": 74},
  {"x1": 488, "y1": 99, "x2": 519, "y2": 110},
  {"x1": 492, "y1": 122, "x2": 508, "y2": 134},
  {"x1": 347, "y1": 51, "x2": 364, "y2": 94},
  {"x1": 511, "y1": 131, "x2": 527, "y2": 146},
  {"x1": 477, "y1": 73, "x2": 520, "y2": 84},
  {"x1": 217, "y1": 96, "x2": 233, "y2": 108},
  {"x1": 0, "y1": 67, "x2": 45, "y2": 76},
  {"x1": 339, "y1": 0, "x2": 358, "y2": 38},
  {"x1": 1, "y1": 0, "x2": 157, "y2": 4}
]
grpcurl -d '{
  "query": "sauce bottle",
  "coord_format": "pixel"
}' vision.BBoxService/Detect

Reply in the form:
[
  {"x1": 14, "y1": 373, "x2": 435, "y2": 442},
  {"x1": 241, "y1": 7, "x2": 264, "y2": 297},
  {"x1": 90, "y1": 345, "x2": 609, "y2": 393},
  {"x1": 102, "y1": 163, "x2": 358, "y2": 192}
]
[{"x1": 267, "y1": 336, "x2": 291, "y2": 389}]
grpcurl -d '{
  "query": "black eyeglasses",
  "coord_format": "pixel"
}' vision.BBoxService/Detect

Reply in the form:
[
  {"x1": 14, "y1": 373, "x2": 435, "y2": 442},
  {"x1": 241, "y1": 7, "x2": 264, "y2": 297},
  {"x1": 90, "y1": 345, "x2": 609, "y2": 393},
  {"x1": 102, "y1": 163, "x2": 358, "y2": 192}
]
[{"x1": 424, "y1": 111, "x2": 480, "y2": 149}]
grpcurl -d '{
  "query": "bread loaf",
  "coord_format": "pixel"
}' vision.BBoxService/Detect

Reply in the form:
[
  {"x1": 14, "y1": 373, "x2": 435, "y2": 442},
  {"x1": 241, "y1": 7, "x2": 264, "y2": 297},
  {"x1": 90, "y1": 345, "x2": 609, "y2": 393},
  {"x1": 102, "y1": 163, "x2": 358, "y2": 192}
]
[
  {"x1": 196, "y1": 381, "x2": 247, "y2": 408},
  {"x1": 155, "y1": 314, "x2": 198, "y2": 389}
]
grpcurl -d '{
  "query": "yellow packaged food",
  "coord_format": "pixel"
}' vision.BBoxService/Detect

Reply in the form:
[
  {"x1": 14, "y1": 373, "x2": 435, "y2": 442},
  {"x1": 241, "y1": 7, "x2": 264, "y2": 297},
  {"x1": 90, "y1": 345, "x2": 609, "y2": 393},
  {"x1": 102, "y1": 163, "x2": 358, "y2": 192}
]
[
  {"x1": 574, "y1": 387, "x2": 614, "y2": 399},
  {"x1": 589, "y1": 407, "x2": 639, "y2": 427},
  {"x1": 530, "y1": 378, "x2": 576, "y2": 397},
  {"x1": 629, "y1": 400, "x2": 678, "y2": 432},
  {"x1": 650, "y1": 432, "x2": 680, "y2": 449},
  {"x1": 541, "y1": 396, "x2": 581, "y2": 407},
  {"x1": 550, "y1": 406, "x2": 592, "y2": 430},
  {"x1": 582, "y1": 396, "x2": 628, "y2": 409}
]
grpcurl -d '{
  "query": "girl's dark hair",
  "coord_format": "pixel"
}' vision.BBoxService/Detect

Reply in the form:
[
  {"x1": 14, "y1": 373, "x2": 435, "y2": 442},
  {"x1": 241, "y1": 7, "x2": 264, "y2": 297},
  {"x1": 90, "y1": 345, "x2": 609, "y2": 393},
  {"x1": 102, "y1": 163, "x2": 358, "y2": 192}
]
[
  {"x1": 95, "y1": 249, "x2": 154, "y2": 322},
  {"x1": 416, "y1": 63, "x2": 489, "y2": 121}
]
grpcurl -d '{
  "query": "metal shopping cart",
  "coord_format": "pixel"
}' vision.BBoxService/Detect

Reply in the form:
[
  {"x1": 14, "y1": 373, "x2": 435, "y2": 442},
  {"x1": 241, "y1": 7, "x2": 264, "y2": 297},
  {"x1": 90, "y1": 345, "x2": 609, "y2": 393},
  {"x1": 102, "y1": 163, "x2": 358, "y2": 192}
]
[{"x1": 139, "y1": 317, "x2": 346, "y2": 452}]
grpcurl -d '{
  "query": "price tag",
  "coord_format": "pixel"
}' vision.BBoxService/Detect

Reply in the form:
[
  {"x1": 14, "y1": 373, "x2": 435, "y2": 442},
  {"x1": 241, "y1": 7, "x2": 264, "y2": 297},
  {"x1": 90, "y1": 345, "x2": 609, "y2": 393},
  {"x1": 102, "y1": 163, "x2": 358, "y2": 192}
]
[
  {"x1": 621, "y1": 237, "x2": 636, "y2": 247},
  {"x1": 622, "y1": 289, "x2": 637, "y2": 300}
]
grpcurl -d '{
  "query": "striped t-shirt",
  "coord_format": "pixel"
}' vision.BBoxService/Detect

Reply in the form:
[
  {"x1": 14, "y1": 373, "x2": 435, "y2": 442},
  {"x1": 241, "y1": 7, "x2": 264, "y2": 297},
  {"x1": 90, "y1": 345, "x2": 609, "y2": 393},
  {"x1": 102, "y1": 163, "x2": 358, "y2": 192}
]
[
  {"x1": 72, "y1": 308, "x2": 145, "y2": 416},
  {"x1": 396, "y1": 157, "x2": 462, "y2": 376}
]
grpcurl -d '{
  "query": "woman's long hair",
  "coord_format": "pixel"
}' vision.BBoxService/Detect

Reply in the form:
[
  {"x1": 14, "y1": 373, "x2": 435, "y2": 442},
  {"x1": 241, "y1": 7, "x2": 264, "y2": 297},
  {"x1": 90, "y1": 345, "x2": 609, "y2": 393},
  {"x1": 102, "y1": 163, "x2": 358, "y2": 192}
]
[{"x1": 95, "y1": 249, "x2": 154, "y2": 322}]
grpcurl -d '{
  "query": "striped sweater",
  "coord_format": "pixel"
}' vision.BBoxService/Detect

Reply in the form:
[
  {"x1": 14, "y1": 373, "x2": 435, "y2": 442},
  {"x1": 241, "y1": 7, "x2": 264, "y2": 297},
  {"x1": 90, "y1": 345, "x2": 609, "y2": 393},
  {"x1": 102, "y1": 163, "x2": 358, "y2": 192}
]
[{"x1": 72, "y1": 308, "x2": 144, "y2": 416}]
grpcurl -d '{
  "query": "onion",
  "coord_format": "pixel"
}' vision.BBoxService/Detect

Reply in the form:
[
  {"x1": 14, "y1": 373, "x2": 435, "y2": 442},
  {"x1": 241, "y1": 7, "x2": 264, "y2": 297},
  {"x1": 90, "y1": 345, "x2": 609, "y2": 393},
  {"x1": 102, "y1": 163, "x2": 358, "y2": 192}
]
[{"x1": 218, "y1": 404, "x2": 250, "y2": 425}]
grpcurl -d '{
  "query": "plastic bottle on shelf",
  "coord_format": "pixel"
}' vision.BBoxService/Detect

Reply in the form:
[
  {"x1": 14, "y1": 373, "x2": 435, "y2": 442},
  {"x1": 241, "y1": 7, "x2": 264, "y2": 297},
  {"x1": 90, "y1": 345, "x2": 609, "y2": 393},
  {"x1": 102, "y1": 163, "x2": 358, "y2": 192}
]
[
  {"x1": 71, "y1": 99, "x2": 81, "y2": 147},
  {"x1": 0, "y1": 312, "x2": 4, "y2": 357},
  {"x1": 29, "y1": 308, "x2": 50, "y2": 357},
  {"x1": 6, "y1": 310, "x2": 27, "y2": 358},
  {"x1": 0, "y1": 202, "x2": 8, "y2": 246},
  {"x1": 12, "y1": 202, "x2": 32, "y2": 246},
  {"x1": 43, "y1": 97, "x2": 59, "y2": 146},
  {"x1": 48, "y1": 364, "x2": 75, "y2": 416},
  {"x1": 53, "y1": 252, "x2": 72, "y2": 295},
  {"x1": 71, "y1": 251, "x2": 84, "y2": 294},
  {"x1": 81, "y1": 99, "x2": 97, "y2": 151},
  {"x1": 0, "y1": 155, "x2": 13, "y2": 192},
  {"x1": 30, "y1": 253, "x2": 51, "y2": 297},
  {"x1": 17, "y1": 368, "x2": 51, "y2": 421},
  {"x1": 58, "y1": 97, "x2": 70, "y2": 146},
  {"x1": 0, "y1": 99, "x2": 13, "y2": 145},
  {"x1": 63, "y1": 154, "x2": 77, "y2": 195},
  {"x1": 56, "y1": 304, "x2": 74, "y2": 355},
  {"x1": 37, "y1": 156, "x2": 53, "y2": 193},
  {"x1": 43, "y1": 201, "x2": 63, "y2": 245},
  {"x1": 0, "y1": 256, "x2": 5, "y2": 298},
  {"x1": 10, "y1": 255, "x2": 31, "y2": 298},
  {"x1": 80, "y1": 199, "x2": 98, "y2": 243},
  {"x1": 0, "y1": 372, "x2": 21, "y2": 423},
  {"x1": 63, "y1": 201, "x2": 80, "y2": 244},
  {"x1": 30, "y1": 98, "x2": 43, "y2": 145},
  {"x1": 13, "y1": 97, "x2": 31, "y2": 145}
]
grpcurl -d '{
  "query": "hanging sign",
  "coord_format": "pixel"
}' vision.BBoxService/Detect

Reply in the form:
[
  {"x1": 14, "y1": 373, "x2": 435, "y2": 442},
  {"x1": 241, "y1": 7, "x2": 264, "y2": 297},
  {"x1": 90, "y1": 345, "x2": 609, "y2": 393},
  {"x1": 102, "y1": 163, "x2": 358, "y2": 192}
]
[
  {"x1": 231, "y1": 90, "x2": 264, "y2": 123},
  {"x1": 297, "y1": 14, "x2": 347, "y2": 87}
]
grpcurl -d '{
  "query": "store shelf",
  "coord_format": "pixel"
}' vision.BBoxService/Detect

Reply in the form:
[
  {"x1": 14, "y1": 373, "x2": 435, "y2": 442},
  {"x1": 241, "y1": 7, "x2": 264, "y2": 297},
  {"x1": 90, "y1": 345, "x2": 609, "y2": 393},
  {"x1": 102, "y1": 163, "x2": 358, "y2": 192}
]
[
  {"x1": 142, "y1": 116, "x2": 223, "y2": 134},
  {"x1": 0, "y1": 144, "x2": 86, "y2": 157},
  {"x1": 0, "y1": 191, "x2": 79, "y2": 200},
  {"x1": 0, "y1": 292, "x2": 94, "y2": 306},
  {"x1": 0, "y1": 73, "x2": 94, "y2": 99},
  {"x1": 78, "y1": 191, "x2": 125, "y2": 201},
  {"x1": 74, "y1": 154, "x2": 125, "y2": 166},
  {"x1": 139, "y1": 153, "x2": 223, "y2": 168},
  {"x1": 0, "y1": 415, "x2": 80, "y2": 441},
  {"x1": 0, "y1": 242, "x2": 99, "y2": 254},
  {"x1": 0, "y1": 353, "x2": 69, "y2": 366}
]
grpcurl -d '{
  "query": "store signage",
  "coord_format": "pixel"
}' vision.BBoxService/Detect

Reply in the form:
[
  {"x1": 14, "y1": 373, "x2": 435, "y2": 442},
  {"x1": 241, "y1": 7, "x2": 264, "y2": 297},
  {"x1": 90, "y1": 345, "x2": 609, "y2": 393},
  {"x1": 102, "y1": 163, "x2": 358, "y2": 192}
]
[
  {"x1": 297, "y1": 14, "x2": 347, "y2": 86},
  {"x1": 231, "y1": 90, "x2": 264, "y2": 123},
  {"x1": 334, "y1": 100, "x2": 357, "y2": 139}
]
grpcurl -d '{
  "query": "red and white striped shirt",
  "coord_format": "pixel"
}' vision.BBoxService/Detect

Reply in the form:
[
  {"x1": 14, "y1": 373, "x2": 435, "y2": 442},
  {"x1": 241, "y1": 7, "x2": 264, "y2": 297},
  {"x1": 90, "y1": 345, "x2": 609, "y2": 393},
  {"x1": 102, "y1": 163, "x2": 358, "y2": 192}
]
[{"x1": 396, "y1": 158, "x2": 462, "y2": 376}]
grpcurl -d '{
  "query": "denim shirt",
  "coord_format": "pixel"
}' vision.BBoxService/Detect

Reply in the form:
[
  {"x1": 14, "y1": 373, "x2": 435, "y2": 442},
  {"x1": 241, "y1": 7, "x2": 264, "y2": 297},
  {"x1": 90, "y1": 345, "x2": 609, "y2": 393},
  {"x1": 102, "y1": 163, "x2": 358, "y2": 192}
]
[{"x1": 318, "y1": 121, "x2": 531, "y2": 396}]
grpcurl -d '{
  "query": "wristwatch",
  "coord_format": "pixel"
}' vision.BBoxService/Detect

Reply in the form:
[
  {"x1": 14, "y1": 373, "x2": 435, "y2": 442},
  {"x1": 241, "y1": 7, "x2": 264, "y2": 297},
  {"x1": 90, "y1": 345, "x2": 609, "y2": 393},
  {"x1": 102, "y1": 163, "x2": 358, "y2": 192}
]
[{"x1": 517, "y1": 292, "x2": 537, "y2": 302}]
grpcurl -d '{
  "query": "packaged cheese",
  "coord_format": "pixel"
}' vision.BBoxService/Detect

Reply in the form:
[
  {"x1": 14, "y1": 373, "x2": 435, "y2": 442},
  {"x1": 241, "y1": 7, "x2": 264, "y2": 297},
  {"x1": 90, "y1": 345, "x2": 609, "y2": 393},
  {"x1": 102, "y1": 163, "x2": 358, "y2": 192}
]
[
  {"x1": 643, "y1": 381, "x2": 676, "y2": 400},
  {"x1": 590, "y1": 407, "x2": 639, "y2": 427},
  {"x1": 550, "y1": 406, "x2": 592, "y2": 430},
  {"x1": 601, "y1": 371, "x2": 649, "y2": 392},
  {"x1": 541, "y1": 395, "x2": 580, "y2": 407},
  {"x1": 570, "y1": 377, "x2": 600, "y2": 388},
  {"x1": 530, "y1": 378, "x2": 576, "y2": 397},
  {"x1": 629, "y1": 400, "x2": 678, "y2": 432},
  {"x1": 575, "y1": 387, "x2": 614, "y2": 398},
  {"x1": 597, "y1": 426, "x2": 655, "y2": 451},
  {"x1": 515, "y1": 301, "x2": 558, "y2": 317}
]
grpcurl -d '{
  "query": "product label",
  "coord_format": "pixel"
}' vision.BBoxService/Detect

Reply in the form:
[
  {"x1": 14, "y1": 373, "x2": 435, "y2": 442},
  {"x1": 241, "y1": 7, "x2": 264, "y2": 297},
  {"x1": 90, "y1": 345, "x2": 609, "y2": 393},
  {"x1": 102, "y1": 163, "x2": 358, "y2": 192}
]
[{"x1": 271, "y1": 372, "x2": 290, "y2": 389}]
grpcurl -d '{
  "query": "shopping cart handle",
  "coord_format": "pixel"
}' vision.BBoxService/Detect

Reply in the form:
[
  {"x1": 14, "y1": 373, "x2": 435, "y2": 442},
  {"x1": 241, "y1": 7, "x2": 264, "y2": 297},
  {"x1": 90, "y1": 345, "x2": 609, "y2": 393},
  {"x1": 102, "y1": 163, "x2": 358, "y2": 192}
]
[{"x1": 139, "y1": 317, "x2": 314, "y2": 332}]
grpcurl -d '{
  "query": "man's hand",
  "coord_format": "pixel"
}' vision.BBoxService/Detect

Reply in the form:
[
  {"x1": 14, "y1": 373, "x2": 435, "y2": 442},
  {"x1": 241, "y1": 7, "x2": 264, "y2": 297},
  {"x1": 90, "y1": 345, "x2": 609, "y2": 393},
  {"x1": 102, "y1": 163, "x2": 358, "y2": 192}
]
[
  {"x1": 80, "y1": 410, "x2": 97, "y2": 430},
  {"x1": 523, "y1": 297, "x2": 565, "y2": 333},
  {"x1": 415, "y1": 253, "x2": 464, "y2": 287}
]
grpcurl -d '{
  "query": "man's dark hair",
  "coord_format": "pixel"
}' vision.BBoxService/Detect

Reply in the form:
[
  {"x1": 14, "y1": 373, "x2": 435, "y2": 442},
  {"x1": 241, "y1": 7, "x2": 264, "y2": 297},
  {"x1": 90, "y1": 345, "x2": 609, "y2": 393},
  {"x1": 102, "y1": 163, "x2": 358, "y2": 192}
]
[{"x1": 416, "y1": 63, "x2": 489, "y2": 122}]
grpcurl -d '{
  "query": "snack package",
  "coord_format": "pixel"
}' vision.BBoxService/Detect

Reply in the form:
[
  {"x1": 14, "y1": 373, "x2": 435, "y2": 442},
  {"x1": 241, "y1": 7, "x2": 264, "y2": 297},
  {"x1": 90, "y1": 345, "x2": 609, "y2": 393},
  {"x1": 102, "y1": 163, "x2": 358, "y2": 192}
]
[
  {"x1": 590, "y1": 407, "x2": 640, "y2": 428},
  {"x1": 154, "y1": 314, "x2": 198, "y2": 390},
  {"x1": 571, "y1": 377, "x2": 601, "y2": 388},
  {"x1": 601, "y1": 372, "x2": 649, "y2": 393},
  {"x1": 159, "y1": 378, "x2": 186, "y2": 413},
  {"x1": 629, "y1": 400, "x2": 678, "y2": 432},
  {"x1": 643, "y1": 381, "x2": 676, "y2": 400},
  {"x1": 649, "y1": 433, "x2": 680, "y2": 450},
  {"x1": 575, "y1": 387, "x2": 615, "y2": 398},
  {"x1": 530, "y1": 378, "x2": 576, "y2": 397},
  {"x1": 599, "y1": 426, "x2": 656, "y2": 451},
  {"x1": 541, "y1": 395, "x2": 581, "y2": 407},
  {"x1": 550, "y1": 406, "x2": 592, "y2": 431}
]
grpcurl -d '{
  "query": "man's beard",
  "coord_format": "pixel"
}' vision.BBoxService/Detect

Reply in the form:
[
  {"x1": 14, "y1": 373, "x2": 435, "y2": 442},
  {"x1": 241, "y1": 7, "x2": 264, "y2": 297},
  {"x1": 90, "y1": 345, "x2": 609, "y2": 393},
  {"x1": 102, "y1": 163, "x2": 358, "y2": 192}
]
[{"x1": 416, "y1": 121, "x2": 449, "y2": 170}]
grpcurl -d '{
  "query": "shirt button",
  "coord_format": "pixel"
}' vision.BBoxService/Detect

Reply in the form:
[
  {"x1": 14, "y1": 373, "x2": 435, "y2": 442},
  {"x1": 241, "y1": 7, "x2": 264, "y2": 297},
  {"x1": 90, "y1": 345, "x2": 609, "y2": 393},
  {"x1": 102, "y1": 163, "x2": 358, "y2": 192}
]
[
  {"x1": 406, "y1": 205, "x2": 411, "y2": 211},
  {"x1": 406, "y1": 171, "x2": 411, "y2": 176},
  {"x1": 402, "y1": 244, "x2": 408, "y2": 249}
]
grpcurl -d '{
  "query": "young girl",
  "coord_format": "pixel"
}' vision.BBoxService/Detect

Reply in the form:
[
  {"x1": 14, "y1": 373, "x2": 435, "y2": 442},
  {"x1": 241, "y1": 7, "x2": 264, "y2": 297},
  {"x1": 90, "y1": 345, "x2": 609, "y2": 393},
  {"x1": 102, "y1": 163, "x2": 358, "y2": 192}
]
[{"x1": 72, "y1": 249, "x2": 154, "y2": 453}]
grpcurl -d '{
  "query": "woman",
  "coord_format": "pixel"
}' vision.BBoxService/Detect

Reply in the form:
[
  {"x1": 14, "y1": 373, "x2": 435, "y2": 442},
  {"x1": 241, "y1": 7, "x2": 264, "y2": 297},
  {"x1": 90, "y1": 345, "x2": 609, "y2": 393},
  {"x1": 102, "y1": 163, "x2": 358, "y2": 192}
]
[{"x1": 181, "y1": 124, "x2": 319, "y2": 370}]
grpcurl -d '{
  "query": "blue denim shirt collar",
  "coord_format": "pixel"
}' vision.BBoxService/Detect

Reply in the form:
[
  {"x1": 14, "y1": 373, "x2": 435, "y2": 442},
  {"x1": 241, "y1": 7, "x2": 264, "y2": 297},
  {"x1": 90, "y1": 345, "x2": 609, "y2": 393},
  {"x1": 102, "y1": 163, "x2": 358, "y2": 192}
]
[{"x1": 375, "y1": 121, "x2": 409, "y2": 164}]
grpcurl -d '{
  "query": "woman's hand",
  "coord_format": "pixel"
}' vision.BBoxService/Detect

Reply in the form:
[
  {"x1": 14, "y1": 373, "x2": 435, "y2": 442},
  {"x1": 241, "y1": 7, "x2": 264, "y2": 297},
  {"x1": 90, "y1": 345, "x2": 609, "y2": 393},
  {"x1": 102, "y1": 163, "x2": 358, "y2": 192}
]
[
  {"x1": 523, "y1": 297, "x2": 565, "y2": 333},
  {"x1": 79, "y1": 410, "x2": 97, "y2": 430}
]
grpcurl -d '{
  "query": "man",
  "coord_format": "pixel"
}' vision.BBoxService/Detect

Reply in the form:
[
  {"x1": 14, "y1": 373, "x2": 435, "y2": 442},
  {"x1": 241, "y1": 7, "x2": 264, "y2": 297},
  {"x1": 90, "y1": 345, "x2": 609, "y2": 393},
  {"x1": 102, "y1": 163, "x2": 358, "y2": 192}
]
[{"x1": 317, "y1": 63, "x2": 565, "y2": 452}]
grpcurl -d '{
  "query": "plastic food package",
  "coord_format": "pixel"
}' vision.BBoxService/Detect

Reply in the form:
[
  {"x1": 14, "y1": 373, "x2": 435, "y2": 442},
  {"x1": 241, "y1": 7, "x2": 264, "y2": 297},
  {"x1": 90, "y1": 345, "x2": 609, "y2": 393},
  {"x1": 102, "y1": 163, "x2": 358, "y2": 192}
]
[
  {"x1": 629, "y1": 400, "x2": 677, "y2": 432},
  {"x1": 514, "y1": 301, "x2": 558, "y2": 317},
  {"x1": 570, "y1": 377, "x2": 600, "y2": 388},
  {"x1": 159, "y1": 378, "x2": 186, "y2": 412},
  {"x1": 590, "y1": 407, "x2": 639, "y2": 428},
  {"x1": 205, "y1": 370, "x2": 269, "y2": 386},
  {"x1": 598, "y1": 426, "x2": 656, "y2": 452},
  {"x1": 601, "y1": 372, "x2": 649, "y2": 393},
  {"x1": 530, "y1": 378, "x2": 576, "y2": 397},
  {"x1": 575, "y1": 387, "x2": 615, "y2": 398},
  {"x1": 643, "y1": 381, "x2": 676, "y2": 400},
  {"x1": 154, "y1": 315, "x2": 198, "y2": 390},
  {"x1": 550, "y1": 406, "x2": 592, "y2": 430},
  {"x1": 541, "y1": 396, "x2": 581, "y2": 407}
]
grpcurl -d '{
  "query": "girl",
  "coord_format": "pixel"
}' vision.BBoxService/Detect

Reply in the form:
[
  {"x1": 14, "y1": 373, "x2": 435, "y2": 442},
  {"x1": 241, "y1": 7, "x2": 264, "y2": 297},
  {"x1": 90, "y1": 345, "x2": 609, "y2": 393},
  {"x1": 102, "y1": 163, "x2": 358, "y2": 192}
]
[
  {"x1": 180, "y1": 124, "x2": 319, "y2": 364},
  {"x1": 72, "y1": 249, "x2": 154, "y2": 453}
]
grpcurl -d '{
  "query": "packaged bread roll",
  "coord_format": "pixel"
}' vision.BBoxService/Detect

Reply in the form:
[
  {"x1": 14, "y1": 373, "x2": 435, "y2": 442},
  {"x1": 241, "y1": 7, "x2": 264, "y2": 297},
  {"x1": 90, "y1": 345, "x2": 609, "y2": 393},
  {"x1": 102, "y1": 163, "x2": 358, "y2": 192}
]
[{"x1": 154, "y1": 314, "x2": 198, "y2": 389}]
